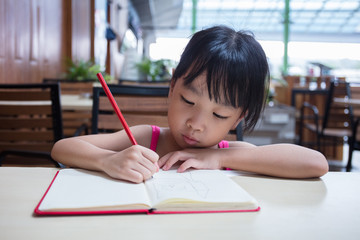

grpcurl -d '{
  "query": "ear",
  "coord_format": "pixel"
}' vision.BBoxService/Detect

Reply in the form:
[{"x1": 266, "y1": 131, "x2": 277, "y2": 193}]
[
  {"x1": 230, "y1": 110, "x2": 247, "y2": 130},
  {"x1": 230, "y1": 117, "x2": 244, "y2": 130},
  {"x1": 169, "y1": 69, "x2": 177, "y2": 97},
  {"x1": 169, "y1": 78, "x2": 175, "y2": 98}
]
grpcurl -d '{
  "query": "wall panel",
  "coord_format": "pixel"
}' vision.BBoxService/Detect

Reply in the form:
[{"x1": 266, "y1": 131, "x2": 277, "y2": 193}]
[{"x1": 0, "y1": 0, "x2": 65, "y2": 84}]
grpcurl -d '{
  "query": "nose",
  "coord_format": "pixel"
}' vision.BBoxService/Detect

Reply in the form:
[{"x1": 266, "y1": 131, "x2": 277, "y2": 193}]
[{"x1": 186, "y1": 114, "x2": 205, "y2": 132}]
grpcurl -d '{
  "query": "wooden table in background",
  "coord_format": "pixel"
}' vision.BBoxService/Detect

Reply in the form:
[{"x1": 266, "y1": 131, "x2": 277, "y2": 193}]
[
  {"x1": 60, "y1": 94, "x2": 92, "y2": 111},
  {"x1": 60, "y1": 95, "x2": 93, "y2": 137}
]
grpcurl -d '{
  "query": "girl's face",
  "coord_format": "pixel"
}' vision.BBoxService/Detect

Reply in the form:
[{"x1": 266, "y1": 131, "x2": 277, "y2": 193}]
[{"x1": 167, "y1": 73, "x2": 243, "y2": 149}]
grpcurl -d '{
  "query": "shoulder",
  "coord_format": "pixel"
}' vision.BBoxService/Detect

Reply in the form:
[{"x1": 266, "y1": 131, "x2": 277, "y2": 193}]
[{"x1": 129, "y1": 125, "x2": 154, "y2": 148}]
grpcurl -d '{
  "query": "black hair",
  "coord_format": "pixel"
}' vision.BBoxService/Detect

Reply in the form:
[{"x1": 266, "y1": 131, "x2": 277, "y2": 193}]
[{"x1": 172, "y1": 25, "x2": 270, "y2": 132}]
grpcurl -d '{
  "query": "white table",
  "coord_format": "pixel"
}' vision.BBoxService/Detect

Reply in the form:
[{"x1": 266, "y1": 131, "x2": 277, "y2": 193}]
[
  {"x1": 0, "y1": 95, "x2": 93, "y2": 111},
  {"x1": 1, "y1": 167, "x2": 360, "y2": 240},
  {"x1": 60, "y1": 94, "x2": 92, "y2": 111},
  {"x1": 334, "y1": 97, "x2": 360, "y2": 106}
]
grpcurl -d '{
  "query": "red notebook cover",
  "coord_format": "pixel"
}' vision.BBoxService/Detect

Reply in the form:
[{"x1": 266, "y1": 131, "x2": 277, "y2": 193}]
[{"x1": 34, "y1": 170, "x2": 260, "y2": 216}]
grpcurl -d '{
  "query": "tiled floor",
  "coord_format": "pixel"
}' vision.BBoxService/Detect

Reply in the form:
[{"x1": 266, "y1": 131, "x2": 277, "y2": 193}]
[{"x1": 328, "y1": 144, "x2": 360, "y2": 172}]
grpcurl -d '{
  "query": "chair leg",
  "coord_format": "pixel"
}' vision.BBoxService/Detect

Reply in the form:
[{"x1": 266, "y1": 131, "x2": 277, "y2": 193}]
[
  {"x1": 347, "y1": 140, "x2": 354, "y2": 172},
  {"x1": 299, "y1": 121, "x2": 303, "y2": 146},
  {"x1": 0, "y1": 153, "x2": 5, "y2": 166},
  {"x1": 316, "y1": 134, "x2": 321, "y2": 152},
  {"x1": 347, "y1": 151, "x2": 353, "y2": 172}
]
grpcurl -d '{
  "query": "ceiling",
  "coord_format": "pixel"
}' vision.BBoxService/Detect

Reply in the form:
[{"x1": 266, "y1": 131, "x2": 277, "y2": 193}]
[{"x1": 130, "y1": 0, "x2": 360, "y2": 43}]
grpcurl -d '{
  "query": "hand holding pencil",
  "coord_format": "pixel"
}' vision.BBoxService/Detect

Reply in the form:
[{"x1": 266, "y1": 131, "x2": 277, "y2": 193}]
[{"x1": 96, "y1": 73, "x2": 159, "y2": 182}]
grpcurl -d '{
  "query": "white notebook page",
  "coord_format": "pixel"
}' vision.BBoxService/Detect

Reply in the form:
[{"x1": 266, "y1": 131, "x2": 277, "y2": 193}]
[
  {"x1": 145, "y1": 170, "x2": 257, "y2": 206},
  {"x1": 38, "y1": 169, "x2": 151, "y2": 211}
]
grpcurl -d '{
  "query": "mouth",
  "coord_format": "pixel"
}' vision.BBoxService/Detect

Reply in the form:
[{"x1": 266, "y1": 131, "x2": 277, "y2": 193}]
[{"x1": 182, "y1": 134, "x2": 199, "y2": 145}]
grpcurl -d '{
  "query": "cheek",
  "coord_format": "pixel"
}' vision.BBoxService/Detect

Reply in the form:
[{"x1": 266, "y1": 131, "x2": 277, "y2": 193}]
[
  {"x1": 167, "y1": 103, "x2": 183, "y2": 127},
  {"x1": 208, "y1": 118, "x2": 239, "y2": 138},
  {"x1": 210, "y1": 122, "x2": 233, "y2": 136}
]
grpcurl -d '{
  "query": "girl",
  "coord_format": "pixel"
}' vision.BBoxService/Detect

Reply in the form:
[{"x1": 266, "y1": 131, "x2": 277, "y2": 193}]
[{"x1": 51, "y1": 26, "x2": 328, "y2": 183}]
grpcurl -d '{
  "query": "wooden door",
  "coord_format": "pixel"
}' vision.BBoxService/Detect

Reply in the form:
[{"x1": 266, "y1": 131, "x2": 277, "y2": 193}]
[
  {"x1": 0, "y1": 0, "x2": 94, "y2": 84},
  {"x1": 0, "y1": 0, "x2": 66, "y2": 84}
]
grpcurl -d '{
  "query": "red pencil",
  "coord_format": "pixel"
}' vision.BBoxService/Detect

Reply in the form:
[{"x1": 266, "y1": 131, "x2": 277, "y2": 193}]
[{"x1": 96, "y1": 73, "x2": 138, "y2": 145}]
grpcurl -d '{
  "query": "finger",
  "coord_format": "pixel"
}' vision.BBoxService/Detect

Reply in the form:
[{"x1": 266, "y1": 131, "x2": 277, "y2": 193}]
[
  {"x1": 119, "y1": 169, "x2": 144, "y2": 183},
  {"x1": 137, "y1": 155, "x2": 158, "y2": 174},
  {"x1": 158, "y1": 152, "x2": 171, "y2": 168},
  {"x1": 161, "y1": 152, "x2": 179, "y2": 171},
  {"x1": 118, "y1": 151, "x2": 156, "y2": 181},
  {"x1": 177, "y1": 159, "x2": 200, "y2": 173},
  {"x1": 138, "y1": 146, "x2": 160, "y2": 171},
  {"x1": 139, "y1": 146, "x2": 160, "y2": 164},
  {"x1": 162, "y1": 151, "x2": 191, "y2": 171},
  {"x1": 109, "y1": 160, "x2": 149, "y2": 183},
  {"x1": 130, "y1": 163, "x2": 154, "y2": 182},
  {"x1": 127, "y1": 145, "x2": 159, "y2": 172}
]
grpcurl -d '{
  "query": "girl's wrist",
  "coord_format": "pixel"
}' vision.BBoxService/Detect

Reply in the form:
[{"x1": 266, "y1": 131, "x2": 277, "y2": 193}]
[
  {"x1": 218, "y1": 148, "x2": 251, "y2": 170},
  {"x1": 95, "y1": 151, "x2": 116, "y2": 172},
  {"x1": 217, "y1": 149, "x2": 231, "y2": 169}
]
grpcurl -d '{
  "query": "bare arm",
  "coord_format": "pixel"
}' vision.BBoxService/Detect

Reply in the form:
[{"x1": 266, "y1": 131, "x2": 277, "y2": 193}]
[
  {"x1": 159, "y1": 142, "x2": 328, "y2": 179},
  {"x1": 51, "y1": 125, "x2": 159, "y2": 183},
  {"x1": 220, "y1": 143, "x2": 328, "y2": 178}
]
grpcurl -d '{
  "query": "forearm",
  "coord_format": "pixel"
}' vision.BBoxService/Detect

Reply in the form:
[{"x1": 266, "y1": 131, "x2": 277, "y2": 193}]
[
  {"x1": 221, "y1": 144, "x2": 328, "y2": 178},
  {"x1": 51, "y1": 138, "x2": 113, "y2": 172}
]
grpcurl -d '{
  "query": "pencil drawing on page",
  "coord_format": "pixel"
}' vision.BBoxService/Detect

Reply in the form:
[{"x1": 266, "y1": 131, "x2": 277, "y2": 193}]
[{"x1": 148, "y1": 171, "x2": 210, "y2": 200}]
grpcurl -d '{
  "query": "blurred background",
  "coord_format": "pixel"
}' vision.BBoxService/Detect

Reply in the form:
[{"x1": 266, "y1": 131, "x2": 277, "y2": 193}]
[
  {"x1": 1, "y1": 0, "x2": 359, "y2": 84},
  {"x1": 1, "y1": 0, "x2": 360, "y2": 169}
]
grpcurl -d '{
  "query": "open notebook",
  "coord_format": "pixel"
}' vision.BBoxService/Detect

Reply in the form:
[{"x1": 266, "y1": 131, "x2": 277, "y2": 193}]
[{"x1": 34, "y1": 169, "x2": 260, "y2": 215}]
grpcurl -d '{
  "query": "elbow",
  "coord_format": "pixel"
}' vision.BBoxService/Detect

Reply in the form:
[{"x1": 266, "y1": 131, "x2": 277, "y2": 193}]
[
  {"x1": 50, "y1": 141, "x2": 59, "y2": 160},
  {"x1": 51, "y1": 139, "x2": 61, "y2": 160},
  {"x1": 51, "y1": 139, "x2": 66, "y2": 163},
  {"x1": 309, "y1": 151, "x2": 329, "y2": 178}
]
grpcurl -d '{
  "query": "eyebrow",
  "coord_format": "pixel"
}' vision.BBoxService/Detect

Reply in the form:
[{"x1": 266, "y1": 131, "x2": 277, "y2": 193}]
[
  {"x1": 185, "y1": 82, "x2": 203, "y2": 96},
  {"x1": 185, "y1": 81, "x2": 236, "y2": 109}
]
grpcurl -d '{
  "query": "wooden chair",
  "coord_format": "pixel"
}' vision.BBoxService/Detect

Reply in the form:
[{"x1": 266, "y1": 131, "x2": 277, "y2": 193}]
[
  {"x1": 91, "y1": 84, "x2": 243, "y2": 141},
  {"x1": 0, "y1": 83, "x2": 63, "y2": 167},
  {"x1": 299, "y1": 79, "x2": 355, "y2": 169},
  {"x1": 43, "y1": 79, "x2": 93, "y2": 137},
  {"x1": 347, "y1": 82, "x2": 360, "y2": 171},
  {"x1": 92, "y1": 84, "x2": 170, "y2": 134},
  {"x1": 59, "y1": 81, "x2": 92, "y2": 137},
  {"x1": 43, "y1": 79, "x2": 94, "y2": 95}
]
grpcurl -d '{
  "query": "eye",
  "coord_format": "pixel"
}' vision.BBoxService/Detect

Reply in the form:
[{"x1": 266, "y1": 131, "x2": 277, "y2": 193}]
[
  {"x1": 213, "y1": 112, "x2": 228, "y2": 119},
  {"x1": 181, "y1": 95, "x2": 194, "y2": 105}
]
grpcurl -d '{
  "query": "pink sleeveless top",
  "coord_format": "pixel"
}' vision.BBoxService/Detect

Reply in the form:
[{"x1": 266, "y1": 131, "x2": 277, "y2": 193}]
[{"x1": 150, "y1": 125, "x2": 229, "y2": 151}]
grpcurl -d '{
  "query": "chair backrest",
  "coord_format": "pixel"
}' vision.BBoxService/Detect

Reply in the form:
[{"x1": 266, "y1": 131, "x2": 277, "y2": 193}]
[
  {"x1": 350, "y1": 82, "x2": 360, "y2": 116},
  {"x1": 322, "y1": 80, "x2": 352, "y2": 132},
  {"x1": 44, "y1": 79, "x2": 93, "y2": 137},
  {"x1": 92, "y1": 84, "x2": 169, "y2": 134},
  {"x1": 350, "y1": 82, "x2": 360, "y2": 141},
  {"x1": 43, "y1": 79, "x2": 94, "y2": 95},
  {"x1": 0, "y1": 83, "x2": 63, "y2": 153},
  {"x1": 59, "y1": 82, "x2": 93, "y2": 137}
]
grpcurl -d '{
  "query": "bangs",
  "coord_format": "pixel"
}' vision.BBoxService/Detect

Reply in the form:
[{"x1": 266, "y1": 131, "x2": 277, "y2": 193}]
[
  {"x1": 172, "y1": 25, "x2": 269, "y2": 132},
  {"x1": 182, "y1": 52, "x2": 249, "y2": 111},
  {"x1": 182, "y1": 60, "x2": 240, "y2": 108}
]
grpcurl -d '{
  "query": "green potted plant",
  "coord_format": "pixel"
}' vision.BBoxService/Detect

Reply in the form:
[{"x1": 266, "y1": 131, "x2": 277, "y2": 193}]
[
  {"x1": 64, "y1": 59, "x2": 113, "y2": 82},
  {"x1": 135, "y1": 57, "x2": 172, "y2": 81}
]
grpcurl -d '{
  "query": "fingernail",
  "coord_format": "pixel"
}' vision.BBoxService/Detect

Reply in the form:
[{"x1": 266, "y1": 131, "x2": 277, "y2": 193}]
[{"x1": 155, "y1": 162, "x2": 159, "y2": 171}]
